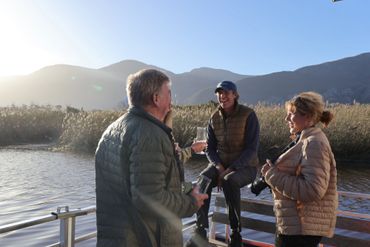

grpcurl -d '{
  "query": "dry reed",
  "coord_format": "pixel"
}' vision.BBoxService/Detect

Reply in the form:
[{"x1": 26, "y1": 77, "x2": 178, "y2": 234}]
[{"x1": 1, "y1": 103, "x2": 369, "y2": 162}]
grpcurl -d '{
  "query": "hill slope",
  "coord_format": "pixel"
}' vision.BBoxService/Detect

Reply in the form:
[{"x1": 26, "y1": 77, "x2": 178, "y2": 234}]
[{"x1": 1, "y1": 53, "x2": 369, "y2": 109}]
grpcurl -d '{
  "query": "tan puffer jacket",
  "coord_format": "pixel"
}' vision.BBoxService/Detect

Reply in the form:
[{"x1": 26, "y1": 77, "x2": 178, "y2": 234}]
[{"x1": 264, "y1": 127, "x2": 338, "y2": 237}]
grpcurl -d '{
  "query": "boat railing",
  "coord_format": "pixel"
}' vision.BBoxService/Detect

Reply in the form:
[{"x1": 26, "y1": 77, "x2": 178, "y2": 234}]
[
  {"x1": 0, "y1": 190, "x2": 368, "y2": 247},
  {"x1": 0, "y1": 205, "x2": 96, "y2": 247}
]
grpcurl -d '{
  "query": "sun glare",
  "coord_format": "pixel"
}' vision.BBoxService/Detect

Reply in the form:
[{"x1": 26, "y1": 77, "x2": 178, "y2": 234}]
[
  {"x1": 0, "y1": 39, "x2": 57, "y2": 77},
  {"x1": 0, "y1": 2, "x2": 57, "y2": 77}
]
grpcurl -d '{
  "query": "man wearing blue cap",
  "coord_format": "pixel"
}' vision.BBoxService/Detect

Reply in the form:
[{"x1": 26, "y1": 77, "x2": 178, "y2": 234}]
[{"x1": 186, "y1": 81, "x2": 260, "y2": 247}]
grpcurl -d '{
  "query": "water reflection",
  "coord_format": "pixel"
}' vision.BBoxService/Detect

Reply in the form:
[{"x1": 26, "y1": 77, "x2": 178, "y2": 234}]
[{"x1": 0, "y1": 148, "x2": 96, "y2": 246}]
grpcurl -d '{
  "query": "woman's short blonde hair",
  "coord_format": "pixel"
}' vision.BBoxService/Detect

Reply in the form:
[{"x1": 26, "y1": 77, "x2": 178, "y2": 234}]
[{"x1": 285, "y1": 91, "x2": 334, "y2": 127}]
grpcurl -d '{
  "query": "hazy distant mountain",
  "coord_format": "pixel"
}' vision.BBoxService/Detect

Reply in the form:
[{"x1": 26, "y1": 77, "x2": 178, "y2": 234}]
[
  {"x1": 1, "y1": 53, "x2": 369, "y2": 109},
  {"x1": 0, "y1": 61, "x2": 249, "y2": 109},
  {"x1": 1, "y1": 65, "x2": 123, "y2": 109},
  {"x1": 96, "y1": 61, "x2": 249, "y2": 105},
  {"x1": 191, "y1": 53, "x2": 370, "y2": 105},
  {"x1": 171, "y1": 68, "x2": 249, "y2": 104},
  {"x1": 99, "y1": 60, "x2": 175, "y2": 78}
]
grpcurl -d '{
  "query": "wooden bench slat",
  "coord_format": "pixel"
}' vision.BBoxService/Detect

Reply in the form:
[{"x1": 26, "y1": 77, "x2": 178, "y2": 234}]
[
  {"x1": 212, "y1": 196, "x2": 370, "y2": 247},
  {"x1": 215, "y1": 197, "x2": 370, "y2": 233},
  {"x1": 215, "y1": 197, "x2": 274, "y2": 217},
  {"x1": 213, "y1": 212, "x2": 276, "y2": 234},
  {"x1": 336, "y1": 214, "x2": 370, "y2": 233},
  {"x1": 321, "y1": 234, "x2": 370, "y2": 247}
]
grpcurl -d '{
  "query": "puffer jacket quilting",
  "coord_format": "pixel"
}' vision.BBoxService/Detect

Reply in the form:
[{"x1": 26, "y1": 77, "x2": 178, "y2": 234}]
[
  {"x1": 264, "y1": 127, "x2": 338, "y2": 237},
  {"x1": 95, "y1": 107, "x2": 197, "y2": 247}
]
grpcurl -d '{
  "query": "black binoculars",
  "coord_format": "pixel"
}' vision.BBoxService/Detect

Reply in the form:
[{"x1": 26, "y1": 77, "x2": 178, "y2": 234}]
[
  {"x1": 250, "y1": 176, "x2": 269, "y2": 196},
  {"x1": 250, "y1": 141, "x2": 297, "y2": 196}
]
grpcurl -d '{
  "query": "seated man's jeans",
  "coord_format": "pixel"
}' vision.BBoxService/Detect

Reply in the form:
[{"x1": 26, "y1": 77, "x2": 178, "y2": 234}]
[{"x1": 196, "y1": 164, "x2": 257, "y2": 232}]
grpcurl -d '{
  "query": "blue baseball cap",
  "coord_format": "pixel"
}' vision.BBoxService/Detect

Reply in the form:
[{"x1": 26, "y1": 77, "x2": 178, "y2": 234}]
[{"x1": 215, "y1": 81, "x2": 237, "y2": 93}]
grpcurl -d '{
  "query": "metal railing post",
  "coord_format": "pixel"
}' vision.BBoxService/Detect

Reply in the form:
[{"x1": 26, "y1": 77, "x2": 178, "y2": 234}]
[{"x1": 57, "y1": 206, "x2": 75, "y2": 247}]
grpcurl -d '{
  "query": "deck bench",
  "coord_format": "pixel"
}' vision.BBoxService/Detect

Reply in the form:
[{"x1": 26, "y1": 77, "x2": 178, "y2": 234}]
[{"x1": 209, "y1": 196, "x2": 370, "y2": 247}]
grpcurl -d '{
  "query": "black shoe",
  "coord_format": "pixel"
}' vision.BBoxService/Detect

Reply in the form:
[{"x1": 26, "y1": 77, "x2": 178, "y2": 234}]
[
  {"x1": 229, "y1": 231, "x2": 242, "y2": 247},
  {"x1": 185, "y1": 227, "x2": 208, "y2": 247}
]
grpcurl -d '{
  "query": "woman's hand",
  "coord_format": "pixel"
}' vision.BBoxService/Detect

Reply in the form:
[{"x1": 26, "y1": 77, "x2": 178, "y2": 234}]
[{"x1": 261, "y1": 159, "x2": 273, "y2": 176}]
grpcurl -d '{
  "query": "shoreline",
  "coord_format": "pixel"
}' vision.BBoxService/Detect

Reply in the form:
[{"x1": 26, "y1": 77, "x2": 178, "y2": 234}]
[{"x1": 1, "y1": 143, "x2": 369, "y2": 167}]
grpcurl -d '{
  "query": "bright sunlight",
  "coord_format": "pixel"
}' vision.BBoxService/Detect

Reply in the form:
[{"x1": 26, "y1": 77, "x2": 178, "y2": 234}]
[{"x1": 0, "y1": 3, "x2": 53, "y2": 76}]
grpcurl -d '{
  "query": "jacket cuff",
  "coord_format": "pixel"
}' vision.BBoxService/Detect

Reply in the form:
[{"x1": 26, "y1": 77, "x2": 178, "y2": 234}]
[{"x1": 264, "y1": 167, "x2": 275, "y2": 187}]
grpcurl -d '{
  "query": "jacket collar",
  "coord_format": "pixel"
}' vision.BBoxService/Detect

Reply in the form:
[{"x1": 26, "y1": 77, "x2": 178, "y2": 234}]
[
  {"x1": 129, "y1": 106, "x2": 172, "y2": 135},
  {"x1": 298, "y1": 127, "x2": 321, "y2": 142},
  {"x1": 218, "y1": 102, "x2": 240, "y2": 118},
  {"x1": 275, "y1": 127, "x2": 321, "y2": 164}
]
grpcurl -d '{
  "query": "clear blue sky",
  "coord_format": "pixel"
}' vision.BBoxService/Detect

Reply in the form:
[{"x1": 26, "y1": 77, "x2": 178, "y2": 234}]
[{"x1": 1, "y1": 0, "x2": 369, "y2": 76}]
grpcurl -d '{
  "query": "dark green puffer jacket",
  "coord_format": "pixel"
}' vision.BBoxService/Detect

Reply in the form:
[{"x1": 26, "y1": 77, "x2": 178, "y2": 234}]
[{"x1": 95, "y1": 107, "x2": 197, "y2": 247}]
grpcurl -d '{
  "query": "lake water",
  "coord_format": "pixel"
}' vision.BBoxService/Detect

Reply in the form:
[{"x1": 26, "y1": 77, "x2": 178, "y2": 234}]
[{"x1": 0, "y1": 147, "x2": 369, "y2": 246}]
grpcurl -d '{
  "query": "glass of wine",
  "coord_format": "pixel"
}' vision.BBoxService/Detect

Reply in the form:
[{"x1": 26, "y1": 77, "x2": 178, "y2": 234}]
[{"x1": 195, "y1": 127, "x2": 207, "y2": 154}]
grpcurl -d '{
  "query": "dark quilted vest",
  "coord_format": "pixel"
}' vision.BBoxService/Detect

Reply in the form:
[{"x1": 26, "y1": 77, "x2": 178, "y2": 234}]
[{"x1": 210, "y1": 104, "x2": 258, "y2": 167}]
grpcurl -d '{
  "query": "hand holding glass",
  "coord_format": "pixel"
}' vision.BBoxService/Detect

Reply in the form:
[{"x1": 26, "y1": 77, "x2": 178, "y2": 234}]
[{"x1": 195, "y1": 127, "x2": 207, "y2": 154}]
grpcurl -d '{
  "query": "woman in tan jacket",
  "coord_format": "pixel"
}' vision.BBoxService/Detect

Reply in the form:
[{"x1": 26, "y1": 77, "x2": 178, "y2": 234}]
[{"x1": 261, "y1": 91, "x2": 338, "y2": 247}]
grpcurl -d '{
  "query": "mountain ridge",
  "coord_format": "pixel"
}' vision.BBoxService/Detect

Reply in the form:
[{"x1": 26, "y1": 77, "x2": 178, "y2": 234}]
[{"x1": 1, "y1": 52, "x2": 369, "y2": 109}]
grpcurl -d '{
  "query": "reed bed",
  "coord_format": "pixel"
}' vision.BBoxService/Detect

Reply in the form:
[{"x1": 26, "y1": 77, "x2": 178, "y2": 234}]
[
  {"x1": 58, "y1": 109, "x2": 123, "y2": 153},
  {"x1": 1, "y1": 103, "x2": 369, "y2": 163},
  {"x1": 324, "y1": 104, "x2": 370, "y2": 161},
  {"x1": 0, "y1": 105, "x2": 64, "y2": 145}
]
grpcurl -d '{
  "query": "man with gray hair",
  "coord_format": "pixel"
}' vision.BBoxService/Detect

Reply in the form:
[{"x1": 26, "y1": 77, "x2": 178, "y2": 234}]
[{"x1": 95, "y1": 69, "x2": 208, "y2": 247}]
